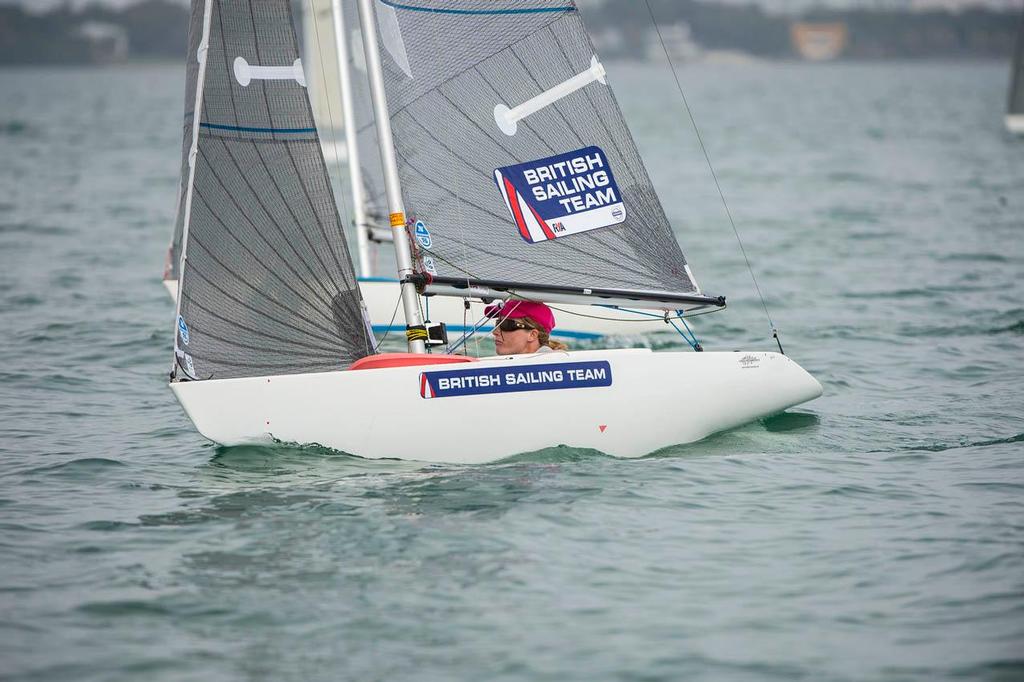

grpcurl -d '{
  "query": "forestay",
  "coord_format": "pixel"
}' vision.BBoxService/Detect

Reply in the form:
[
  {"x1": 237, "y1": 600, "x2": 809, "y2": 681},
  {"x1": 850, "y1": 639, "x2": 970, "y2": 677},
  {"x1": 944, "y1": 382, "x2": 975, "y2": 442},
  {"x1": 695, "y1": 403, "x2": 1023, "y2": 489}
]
[
  {"x1": 173, "y1": 0, "x2": 374, "y2": 381},
  {"x1": 364, "y1": 0, "x2": 702, "y2": 301}
]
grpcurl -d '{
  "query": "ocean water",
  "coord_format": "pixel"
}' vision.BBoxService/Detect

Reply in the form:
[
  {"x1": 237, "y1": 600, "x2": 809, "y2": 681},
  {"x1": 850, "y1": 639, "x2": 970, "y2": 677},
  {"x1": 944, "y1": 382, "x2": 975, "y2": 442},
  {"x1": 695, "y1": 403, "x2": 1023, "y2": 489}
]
[{"x1": 1, "y1": 59, "x2": 1022, "y2": 681}]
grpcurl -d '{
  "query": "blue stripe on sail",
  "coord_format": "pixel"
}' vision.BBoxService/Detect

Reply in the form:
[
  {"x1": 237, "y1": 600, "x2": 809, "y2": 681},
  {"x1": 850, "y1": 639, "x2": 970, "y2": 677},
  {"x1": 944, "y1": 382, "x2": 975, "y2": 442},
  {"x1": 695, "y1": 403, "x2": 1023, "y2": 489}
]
[
  {"x1": 199, "y1": 122, "x2": 317, "y2": 134},
  {"x1": 377, "y1": 0, "x2": 575, "y2": 15}
]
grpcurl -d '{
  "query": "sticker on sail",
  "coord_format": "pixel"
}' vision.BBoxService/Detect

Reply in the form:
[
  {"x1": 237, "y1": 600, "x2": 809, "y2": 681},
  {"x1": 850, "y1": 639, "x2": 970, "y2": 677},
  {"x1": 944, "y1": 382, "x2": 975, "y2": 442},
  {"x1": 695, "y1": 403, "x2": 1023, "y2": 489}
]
[
  {"x1": 494, "y1": 146, "x2": 625, "y2": 244},
  {"x1": 413, "y1": 220, "x2": 432, "y2": 248},
  {"x1": 177, "y1": 315, "x2": 190, "y2": 345},
  {"x1": 422, "y1": 256, "x2": 437, "y2": 275},
  {"x1": 419, "y1": 361, "x2": 612, "y2": 399},
  {"x1": 175, "y1": 347, "x2": 197, "y2": 379}
]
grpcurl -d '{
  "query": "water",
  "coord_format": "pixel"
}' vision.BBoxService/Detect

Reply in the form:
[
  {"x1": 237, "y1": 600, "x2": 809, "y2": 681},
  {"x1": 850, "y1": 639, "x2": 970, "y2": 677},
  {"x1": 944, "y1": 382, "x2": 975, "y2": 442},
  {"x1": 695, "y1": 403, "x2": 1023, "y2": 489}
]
[{"x1": 1, "y1": 60, "x2": 1022, "y2": 681}]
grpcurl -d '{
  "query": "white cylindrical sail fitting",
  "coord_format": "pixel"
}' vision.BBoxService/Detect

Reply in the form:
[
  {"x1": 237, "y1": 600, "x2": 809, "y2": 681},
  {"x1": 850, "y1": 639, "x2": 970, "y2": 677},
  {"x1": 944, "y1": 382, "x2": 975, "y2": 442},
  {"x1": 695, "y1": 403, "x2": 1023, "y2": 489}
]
[
  {"x1": 494, "y1": 55, "x2": 605, "y2": 136},
  {"x1": 233, "y1": 56, "x2": 307, "y2": 87}
]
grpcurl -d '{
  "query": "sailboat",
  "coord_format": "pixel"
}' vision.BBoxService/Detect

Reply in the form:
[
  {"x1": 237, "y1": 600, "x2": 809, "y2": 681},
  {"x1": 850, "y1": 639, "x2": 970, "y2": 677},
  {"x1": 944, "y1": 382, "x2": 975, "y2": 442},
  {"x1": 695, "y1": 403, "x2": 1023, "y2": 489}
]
[
  {"x1": 168, "y1": 0, "x2": 822, "y2": 464},
  {"x1": 1008, "y1": 9, "x2": 1024, "y2": 134}
]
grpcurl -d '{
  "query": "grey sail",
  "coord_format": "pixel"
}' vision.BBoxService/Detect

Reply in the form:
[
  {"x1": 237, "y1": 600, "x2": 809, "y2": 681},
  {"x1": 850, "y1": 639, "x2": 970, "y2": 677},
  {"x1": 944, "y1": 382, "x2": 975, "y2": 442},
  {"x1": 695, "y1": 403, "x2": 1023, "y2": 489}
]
[
  {"x1": 173, "y1": 0, "x2": 374, "y2": 381},
  {"x1": 1009, "y1": 11, "x2": 1024, "y2": 118},
  {"x1": 165, "y1": 0, "x2": 206, "y2": 283},
  {"x1": 362, "y1": 0, "x2": 701, "y2": 301}
]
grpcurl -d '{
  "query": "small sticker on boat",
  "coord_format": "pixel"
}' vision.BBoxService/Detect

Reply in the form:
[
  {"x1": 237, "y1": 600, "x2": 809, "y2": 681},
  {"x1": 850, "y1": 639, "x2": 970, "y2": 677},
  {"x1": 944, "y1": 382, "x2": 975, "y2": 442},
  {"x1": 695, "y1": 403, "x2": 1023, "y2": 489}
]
[
  {"x1": 184, "y1": 353, "x2": 195, "y2": 376},
  {"x1": 414, "y1": 220, "x2": 432, "y2": 248},
  {"x1": 177, "y1": 315, "x2": 190, "y2": 345},
  {"x1": 739, "y1": 354, "x2": 760, "y2": 369},
  {"x1": 419, "y1": 361, "x2": 612, "y2": 399},
  {"x1": 423, "y1": 256, "x2": 437, "y2": 275},
  {"x1": 494, "y1": 146, "x2": 625, "y2": 243}
]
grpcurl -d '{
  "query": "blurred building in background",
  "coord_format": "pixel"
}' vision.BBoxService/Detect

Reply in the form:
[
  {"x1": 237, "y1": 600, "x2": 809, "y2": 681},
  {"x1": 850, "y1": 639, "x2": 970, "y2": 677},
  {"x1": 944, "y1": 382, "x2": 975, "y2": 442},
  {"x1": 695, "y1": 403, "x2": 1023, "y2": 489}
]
[
  {"x1": 74, "y1": 20, "x2": 129, "y2": 63},
  {"x1": 790, "y1": 21, "x2": 849, "y2": 60}
]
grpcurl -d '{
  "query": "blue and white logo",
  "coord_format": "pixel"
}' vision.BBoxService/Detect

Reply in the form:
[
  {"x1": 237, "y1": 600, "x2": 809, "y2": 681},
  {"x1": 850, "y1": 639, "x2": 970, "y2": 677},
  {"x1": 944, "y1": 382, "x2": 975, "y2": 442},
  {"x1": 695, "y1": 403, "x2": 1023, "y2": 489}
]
[
  {"x1": 420, "y1": 361, "x2": 612, "y2": 399},
  {"x1": 494, "y1": 146, "x2": 625, "y2": 244},
  {"x1": 177, "y1": 315, "x2": 190, "y2": 345},
  {"x1": 414, "y1": 220, "x2": 432, "y2": 249}
]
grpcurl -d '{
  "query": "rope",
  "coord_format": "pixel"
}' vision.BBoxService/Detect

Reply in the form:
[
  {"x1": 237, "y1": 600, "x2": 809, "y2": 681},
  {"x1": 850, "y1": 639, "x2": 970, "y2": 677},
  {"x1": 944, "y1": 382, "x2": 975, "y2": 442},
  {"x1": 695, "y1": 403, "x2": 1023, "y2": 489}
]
[
  {"x1": 406, "y1": 326, "x2": 428, "y2": 342},
  {"x1": 643, "y1": 0, "x2": 784, "y2": 355},
  {"x1": 372, "y1": 291, "x2": 404, "y2": 352}
]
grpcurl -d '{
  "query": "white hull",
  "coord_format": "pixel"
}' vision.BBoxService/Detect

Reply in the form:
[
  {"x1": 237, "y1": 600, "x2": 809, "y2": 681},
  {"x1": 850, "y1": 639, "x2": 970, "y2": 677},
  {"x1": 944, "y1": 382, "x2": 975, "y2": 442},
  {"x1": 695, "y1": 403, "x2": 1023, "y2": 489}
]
[
  {"x1": 170, "y1": 349, "x2": 822, "y2": 464},
  {"x1": 1006, "y1": 114, "x2": 1024, "y2": 134},
  {"x1": 165, "y1": 278, "x2": 678, "y2": 340}
]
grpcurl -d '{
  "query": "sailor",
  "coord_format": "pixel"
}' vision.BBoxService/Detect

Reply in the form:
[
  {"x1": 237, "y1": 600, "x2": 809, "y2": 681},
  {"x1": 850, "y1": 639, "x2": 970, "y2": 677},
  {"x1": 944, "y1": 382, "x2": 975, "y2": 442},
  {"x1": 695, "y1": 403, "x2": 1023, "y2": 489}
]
[{"x1": 486, "y1": 300, "x2": 568, "y2": 355}]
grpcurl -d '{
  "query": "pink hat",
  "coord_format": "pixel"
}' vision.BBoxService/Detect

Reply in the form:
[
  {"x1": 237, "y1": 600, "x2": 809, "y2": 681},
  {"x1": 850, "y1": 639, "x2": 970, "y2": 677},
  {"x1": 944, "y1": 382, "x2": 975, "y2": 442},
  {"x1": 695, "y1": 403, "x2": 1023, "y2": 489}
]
[{"x1": 484, "y1": 300, "x2": 556, "y2": 333}]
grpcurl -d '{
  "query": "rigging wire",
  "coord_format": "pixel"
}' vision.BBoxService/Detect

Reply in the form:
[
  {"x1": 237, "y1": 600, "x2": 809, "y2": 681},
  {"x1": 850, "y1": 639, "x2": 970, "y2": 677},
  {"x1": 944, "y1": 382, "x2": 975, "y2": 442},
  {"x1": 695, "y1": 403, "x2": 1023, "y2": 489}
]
[
  {"x1": 642, "y1": 0, "x2": 785, "y2": 355},
  {"x1": 373, "y1": 291, "x2": 405, "y2": 352}
]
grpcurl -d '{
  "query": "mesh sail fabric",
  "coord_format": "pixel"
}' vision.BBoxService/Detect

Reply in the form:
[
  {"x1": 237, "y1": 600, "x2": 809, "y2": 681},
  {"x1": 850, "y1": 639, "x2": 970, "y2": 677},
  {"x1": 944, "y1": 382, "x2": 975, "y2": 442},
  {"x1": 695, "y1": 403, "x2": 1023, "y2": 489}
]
[
  {"x1": 166, "y1": 0, "x2": 206, "y2": 283},
  {"x1": 174, "y1": 0, "x2": 374, "y2": 381},
  {"x1": 368, "y1": 0, "x2": 698, "y2": 297},
  {"x1": 342, "y1": 0, "x2": 388, "y2": 224}
]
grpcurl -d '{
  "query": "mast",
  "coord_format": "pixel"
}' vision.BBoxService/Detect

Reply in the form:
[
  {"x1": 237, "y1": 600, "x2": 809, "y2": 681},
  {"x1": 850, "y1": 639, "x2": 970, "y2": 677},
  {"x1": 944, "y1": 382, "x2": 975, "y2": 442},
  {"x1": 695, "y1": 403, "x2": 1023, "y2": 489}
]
[
  {"x1": 172, "y1": 0, "x2": 213, "y2": 377},
  {"x1": 330, "y1": 0, "x2": 373, "y2": 277},
  {"x1": 356, "y1": 0, "x2": 425, "y2": 353}
]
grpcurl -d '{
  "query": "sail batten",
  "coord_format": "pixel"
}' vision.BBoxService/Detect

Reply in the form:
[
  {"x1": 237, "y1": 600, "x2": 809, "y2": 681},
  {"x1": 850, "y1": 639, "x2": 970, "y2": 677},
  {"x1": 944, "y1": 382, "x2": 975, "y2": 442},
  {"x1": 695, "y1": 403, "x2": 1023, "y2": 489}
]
[
  {"x1": 362, "y1": 0, "x2": 700, "y2": 301},
  {"x1": 173, "y1": 0, "x2": 373, "y2": 381}
]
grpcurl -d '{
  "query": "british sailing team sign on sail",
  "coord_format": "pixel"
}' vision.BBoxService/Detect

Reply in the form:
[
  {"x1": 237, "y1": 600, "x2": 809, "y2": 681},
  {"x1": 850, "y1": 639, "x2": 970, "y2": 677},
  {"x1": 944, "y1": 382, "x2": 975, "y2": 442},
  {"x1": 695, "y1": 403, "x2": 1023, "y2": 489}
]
[{"x1": 494, "y1": 146, "x2": 625, "y2": 243}]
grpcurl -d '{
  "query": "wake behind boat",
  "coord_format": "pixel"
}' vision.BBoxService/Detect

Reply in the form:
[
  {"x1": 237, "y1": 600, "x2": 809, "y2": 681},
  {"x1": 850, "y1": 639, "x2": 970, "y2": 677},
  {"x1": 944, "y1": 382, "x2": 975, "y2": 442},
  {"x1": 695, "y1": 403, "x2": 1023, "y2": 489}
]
[{"x1": 167, "y1": 0, "x2": 821, "y2": 464}]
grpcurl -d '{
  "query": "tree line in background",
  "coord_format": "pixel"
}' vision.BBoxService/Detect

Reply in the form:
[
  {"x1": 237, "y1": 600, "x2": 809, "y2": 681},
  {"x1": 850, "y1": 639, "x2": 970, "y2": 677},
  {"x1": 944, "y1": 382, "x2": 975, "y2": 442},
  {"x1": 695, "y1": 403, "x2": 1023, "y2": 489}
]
[
  {"x1": 0, "y1": 0, "x2": 186, "y2": 64},
  {"x1": 593, "y1": 0, "x2": 1018, "y2": 59},
  {"x1": 0, "y1": 0, "x2": 1018, "y2": 65}
]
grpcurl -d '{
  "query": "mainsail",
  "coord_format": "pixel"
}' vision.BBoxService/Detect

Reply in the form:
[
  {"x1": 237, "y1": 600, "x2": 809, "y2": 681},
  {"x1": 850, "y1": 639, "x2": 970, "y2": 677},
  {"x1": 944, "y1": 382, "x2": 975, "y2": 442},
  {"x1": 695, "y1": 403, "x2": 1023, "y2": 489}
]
[
  {"x1": 173, "y1": 0, "x2": 374, "y2": 381},
  {"x1": 362, "y1": 0, "x2": 705, "y2": 304}
]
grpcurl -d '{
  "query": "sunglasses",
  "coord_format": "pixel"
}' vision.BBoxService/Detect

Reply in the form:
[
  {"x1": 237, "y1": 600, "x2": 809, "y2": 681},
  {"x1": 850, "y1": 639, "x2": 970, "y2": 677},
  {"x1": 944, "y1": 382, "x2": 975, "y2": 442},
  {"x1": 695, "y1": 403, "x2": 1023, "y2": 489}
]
[{"x1": 494, "y1": 318, "x2": 536, "y2": 333}]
